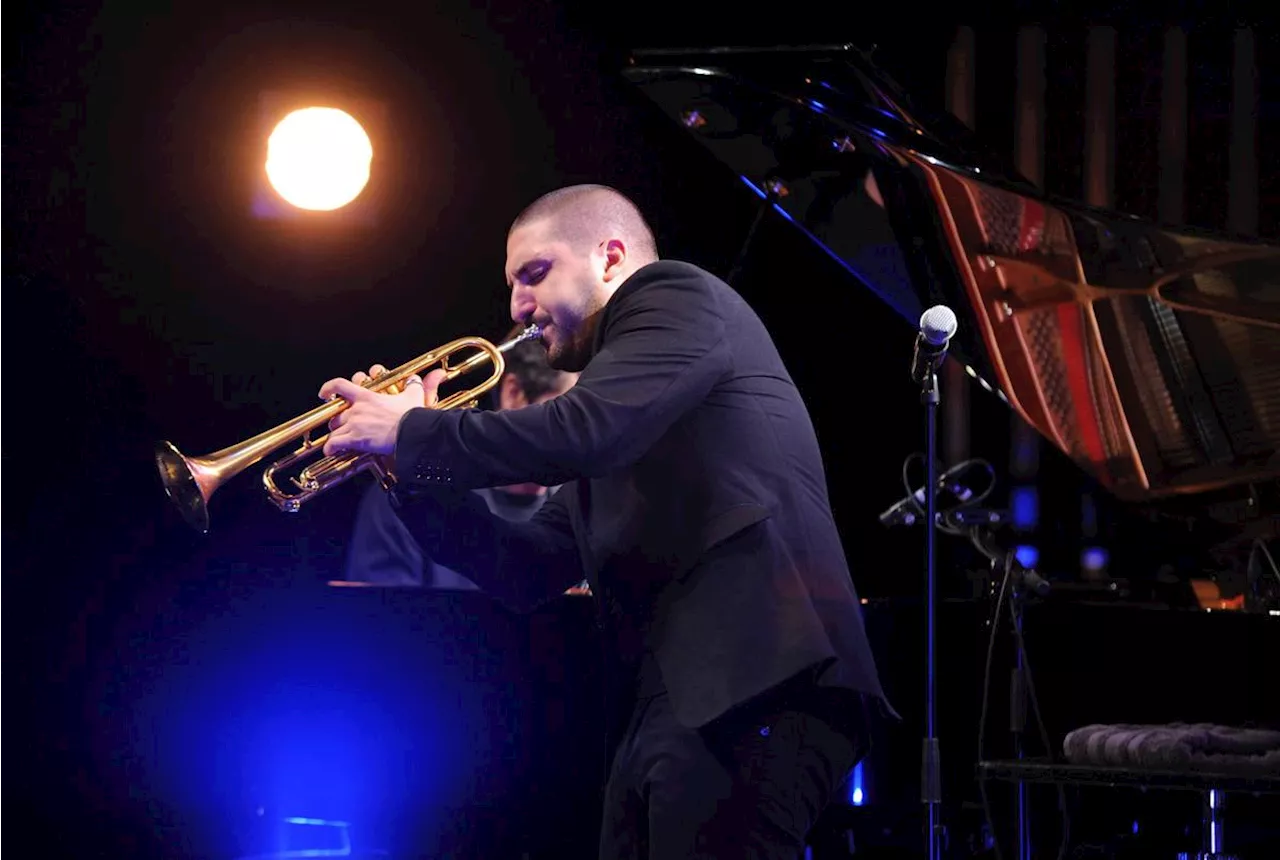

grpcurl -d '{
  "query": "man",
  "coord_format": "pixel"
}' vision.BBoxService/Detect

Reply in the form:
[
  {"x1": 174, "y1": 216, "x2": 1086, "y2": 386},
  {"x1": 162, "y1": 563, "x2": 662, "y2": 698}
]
[
  {"x1": 341, "y1": 331, "x2": 579, "y2": 589},
  {"x1": 319, "y1": 184, "x2": 893, "y2": 858}
]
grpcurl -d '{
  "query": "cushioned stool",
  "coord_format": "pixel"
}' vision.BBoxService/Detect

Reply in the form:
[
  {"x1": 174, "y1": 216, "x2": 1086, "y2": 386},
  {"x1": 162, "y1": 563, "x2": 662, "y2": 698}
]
[{"x1": 978, "y1": 757, "x2": 1280, "y2": 859}]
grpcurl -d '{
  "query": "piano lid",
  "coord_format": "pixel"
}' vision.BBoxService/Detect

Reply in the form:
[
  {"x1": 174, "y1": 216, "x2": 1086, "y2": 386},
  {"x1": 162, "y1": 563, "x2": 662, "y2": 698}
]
[{"x1": 622, "y1": 44, "x2": 1280, "y2": 503}]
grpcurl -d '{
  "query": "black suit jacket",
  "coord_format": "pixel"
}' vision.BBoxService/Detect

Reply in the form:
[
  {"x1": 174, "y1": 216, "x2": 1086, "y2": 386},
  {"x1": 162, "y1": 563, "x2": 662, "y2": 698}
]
[{"x1": 389, "y1": 259, "x2": 890, "y2": 728}]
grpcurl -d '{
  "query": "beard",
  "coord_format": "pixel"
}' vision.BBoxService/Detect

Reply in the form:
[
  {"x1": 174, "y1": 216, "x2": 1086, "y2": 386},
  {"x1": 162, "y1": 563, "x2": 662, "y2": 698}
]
[{"x1": 546, "y1": 308, "x2": 604, "y2": 372}]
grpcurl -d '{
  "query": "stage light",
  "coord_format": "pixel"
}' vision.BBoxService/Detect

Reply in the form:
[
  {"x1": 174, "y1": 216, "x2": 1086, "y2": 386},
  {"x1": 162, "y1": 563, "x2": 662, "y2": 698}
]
[
  {"x1": 847, "y1": 761, "x2": 865, "y2": 806},
  {"x1": 265, "y1": 107, "x2": 373, "y2": 211}
]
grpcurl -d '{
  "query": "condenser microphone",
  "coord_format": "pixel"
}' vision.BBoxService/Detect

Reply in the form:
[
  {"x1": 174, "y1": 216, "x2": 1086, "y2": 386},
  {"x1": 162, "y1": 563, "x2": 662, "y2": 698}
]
[{"x1": 910, "y1": 305, "x2": 958, "y2": 384}]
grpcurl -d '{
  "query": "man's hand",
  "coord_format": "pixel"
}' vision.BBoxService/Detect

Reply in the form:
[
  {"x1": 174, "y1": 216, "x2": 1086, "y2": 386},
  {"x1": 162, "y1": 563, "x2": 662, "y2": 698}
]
[{"x1": 318, "y1": 365, "x2": 448, "y2": 458}]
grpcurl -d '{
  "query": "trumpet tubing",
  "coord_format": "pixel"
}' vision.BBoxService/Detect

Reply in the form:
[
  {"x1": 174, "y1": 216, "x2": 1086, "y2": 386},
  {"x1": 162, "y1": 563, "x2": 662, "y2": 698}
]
[{"x1": 155, "y1": 325, "x2": 542, "y2": 532}]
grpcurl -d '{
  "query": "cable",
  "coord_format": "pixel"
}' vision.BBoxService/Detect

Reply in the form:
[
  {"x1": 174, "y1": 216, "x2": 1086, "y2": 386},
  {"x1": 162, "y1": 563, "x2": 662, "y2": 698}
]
[
  {"x1": 977, "y1": 552, "x2": 1012, "y2": 860},
  {"x1": 900, "y1": 453, "x2": 998, "y2": 537},
  {"x1": 901, "y1": 450, "x2": 923, "y2": 515},
  {"x1": 1007, "y1": 591, "x2": 1071, "y2": 860},
  {"x1": 950, "y1": 458, "x2": 997, "y2": 511}
]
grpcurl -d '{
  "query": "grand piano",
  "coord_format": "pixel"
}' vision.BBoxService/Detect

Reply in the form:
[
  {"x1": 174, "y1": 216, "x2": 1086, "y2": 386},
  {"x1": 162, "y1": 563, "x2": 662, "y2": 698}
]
[{"x1": 615, "y1": 43, "x2": 1280, "y2": 859}]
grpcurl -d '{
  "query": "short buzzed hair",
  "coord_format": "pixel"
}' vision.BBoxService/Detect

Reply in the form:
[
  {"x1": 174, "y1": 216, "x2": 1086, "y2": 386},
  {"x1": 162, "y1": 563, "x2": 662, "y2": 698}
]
[{"x1": 509, "y1": 184, "x2": 659, "y2": 262}]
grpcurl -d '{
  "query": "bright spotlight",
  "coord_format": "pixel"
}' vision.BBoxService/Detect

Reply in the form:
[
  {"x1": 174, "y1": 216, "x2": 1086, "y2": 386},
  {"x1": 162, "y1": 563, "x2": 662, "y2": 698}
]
[{"x1": 265, "y1": 107, "x2": 372, "y2": 211}]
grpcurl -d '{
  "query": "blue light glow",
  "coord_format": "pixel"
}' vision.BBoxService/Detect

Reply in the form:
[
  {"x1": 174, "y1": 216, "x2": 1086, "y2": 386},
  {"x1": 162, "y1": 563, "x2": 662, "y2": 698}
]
[
  {"x1": 848, "y1": 760, "x2": 865, "y2": 806},
  {"x1": 101, "y1": 578, "x2": 487, "y2": 860},
  {"x1": 1082, "y1": 546, "x2": 1109, "y2": 572},
  {"x1": 1012, "y1": 427, "x2": 1039, "y2": 478},
  {"x1": 1081, "y1": 493, "x2": 1098, "y2": 537},
  {"x1": 1011, "y1": 486, "x2": 1038, "y2": 529},
  {"x1": 1014, "y1": 546, "x2": 1039, "y2": 569}
]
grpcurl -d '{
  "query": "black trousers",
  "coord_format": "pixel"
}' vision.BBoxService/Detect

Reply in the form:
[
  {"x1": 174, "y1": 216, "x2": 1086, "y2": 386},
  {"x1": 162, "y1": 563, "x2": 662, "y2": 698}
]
[{"x1": 598, "y1": 677, "x2": 872, "y2": 860}]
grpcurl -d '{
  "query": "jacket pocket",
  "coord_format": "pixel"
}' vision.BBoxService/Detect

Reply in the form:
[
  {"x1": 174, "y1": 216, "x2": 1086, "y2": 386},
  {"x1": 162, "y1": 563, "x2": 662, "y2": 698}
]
[{"x1": 700, "y1": 503, "x2": 772, "y2": 551}]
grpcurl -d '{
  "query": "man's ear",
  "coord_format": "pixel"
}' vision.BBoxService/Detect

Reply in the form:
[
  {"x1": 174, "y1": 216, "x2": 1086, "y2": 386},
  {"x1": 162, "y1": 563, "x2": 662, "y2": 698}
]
[
  {"x1": 499, "y1": 373, "x2": 527, "y2": 410},
  {"x1": 601, "y1": 238, "x2": 627, "y2": 282}
]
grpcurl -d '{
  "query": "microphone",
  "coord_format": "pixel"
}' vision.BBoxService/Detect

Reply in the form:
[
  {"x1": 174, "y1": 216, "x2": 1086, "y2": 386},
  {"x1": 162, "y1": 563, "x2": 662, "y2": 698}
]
[
  {"x1": 879, "y1": 466, "x2": 978, "y2": 527},
  {"x1": 911, "y1": 305, "x2": 959, "y2": 385},
  {"x1": 944, "y1": 508, "x2": 1009, "y2": 526},
  {"x1": 966, "y1": 521, "x2": 1053, "y2": 597},
  {"x1": 1016, "y1": 564, "x2": 1052, "y2": 597}
]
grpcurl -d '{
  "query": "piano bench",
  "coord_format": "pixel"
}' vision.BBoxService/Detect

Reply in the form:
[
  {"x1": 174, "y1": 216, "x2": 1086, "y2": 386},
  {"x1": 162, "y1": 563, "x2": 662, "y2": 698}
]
[{"x1": 977, "y1": 759, "x2": 1280, "y2": 860}]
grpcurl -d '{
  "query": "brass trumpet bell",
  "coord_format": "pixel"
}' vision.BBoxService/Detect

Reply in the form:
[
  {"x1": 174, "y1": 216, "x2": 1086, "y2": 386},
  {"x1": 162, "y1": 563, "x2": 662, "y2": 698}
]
[
  {"x1": 155, "y1": 325, "x2": 542, "y2": 532},
  {"x1": 155, "y1": 441, "x2": 224, "y2": 534}
]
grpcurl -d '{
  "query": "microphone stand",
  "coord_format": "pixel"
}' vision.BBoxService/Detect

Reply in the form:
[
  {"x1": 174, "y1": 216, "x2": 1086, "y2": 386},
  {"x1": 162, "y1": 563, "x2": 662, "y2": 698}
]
[
  {"x1": 907, "y1": 305, "x2": 957, "y2": 860},
  {"x1": 920, "y1": 369, "x2": 943, "y2": 860}
]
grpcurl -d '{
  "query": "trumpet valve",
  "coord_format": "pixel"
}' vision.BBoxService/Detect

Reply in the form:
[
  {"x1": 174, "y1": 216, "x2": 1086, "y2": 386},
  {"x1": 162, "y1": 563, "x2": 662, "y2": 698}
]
[{"x1": 292, "y1": 474, "x2": 320, "y2": 493}]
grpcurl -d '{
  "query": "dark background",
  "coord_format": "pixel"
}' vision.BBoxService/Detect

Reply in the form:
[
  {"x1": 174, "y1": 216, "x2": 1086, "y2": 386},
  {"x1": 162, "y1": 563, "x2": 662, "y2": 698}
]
[{"x1": 7, "y1": 1, "x2": 1278, "y2": 857}]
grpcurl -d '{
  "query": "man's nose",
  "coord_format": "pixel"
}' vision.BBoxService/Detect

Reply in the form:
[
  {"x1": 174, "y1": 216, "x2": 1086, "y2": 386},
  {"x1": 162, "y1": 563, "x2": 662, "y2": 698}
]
[{"x1": 510, "y1": 287, "x2": 536, "y2": 323}]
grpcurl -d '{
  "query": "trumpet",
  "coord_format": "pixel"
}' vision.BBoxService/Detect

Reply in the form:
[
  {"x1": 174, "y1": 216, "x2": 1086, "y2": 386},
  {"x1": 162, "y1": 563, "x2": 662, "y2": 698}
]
[{"x1": 155, "y1": 324, "x2": 543, "y2": 533}]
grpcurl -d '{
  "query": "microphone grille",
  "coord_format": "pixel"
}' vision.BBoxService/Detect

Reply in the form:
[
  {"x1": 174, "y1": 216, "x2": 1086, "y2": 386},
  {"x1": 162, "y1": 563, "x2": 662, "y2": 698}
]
[{"x1": 919, "y1": 305, "x2": 958, "y2": 346}]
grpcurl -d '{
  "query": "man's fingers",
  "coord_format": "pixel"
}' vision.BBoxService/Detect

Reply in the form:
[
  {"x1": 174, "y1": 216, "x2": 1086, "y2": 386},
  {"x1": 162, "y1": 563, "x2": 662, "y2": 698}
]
[
  {"x1": 322, "y1": 427, "x2": 347, "y2": 457},
  {"x1": 352, "y1": 365, "x2": 387, "y2": 386},
  {"x1": 319, "y1": 377, "x2": 368, "y2": 403},
  {"x1": 395, "y1": 374, "x2": 419, "y2": 398},
  {"x1": 422, "y1": 368, "x2": 448, "y2": 407}
]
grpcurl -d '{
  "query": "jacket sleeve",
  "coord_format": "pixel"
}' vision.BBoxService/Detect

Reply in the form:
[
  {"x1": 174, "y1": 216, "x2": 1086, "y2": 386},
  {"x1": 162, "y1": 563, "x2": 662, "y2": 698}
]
[
  {"x1": 387, "y1": 482, "x2": 583, "y2": 613},
  {"x1": 393, "y1": 265, "x2": 732, "y2": 491}
]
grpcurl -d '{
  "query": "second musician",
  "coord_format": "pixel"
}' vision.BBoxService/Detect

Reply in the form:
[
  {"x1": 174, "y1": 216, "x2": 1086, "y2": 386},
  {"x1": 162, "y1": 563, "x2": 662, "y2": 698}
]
[{"x1": 342, "y1": 328, "x2": 579, "y2": 589}]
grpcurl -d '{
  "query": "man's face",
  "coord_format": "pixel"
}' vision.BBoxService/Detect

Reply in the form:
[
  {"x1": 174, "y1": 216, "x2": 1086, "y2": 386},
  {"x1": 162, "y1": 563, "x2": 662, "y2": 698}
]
[
  {"x1": 505, "y1": 220, "x2": 608, "y2": 372},
  {"x1": 498, "y1": 370, "x2": 580, "y2": 411}
]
